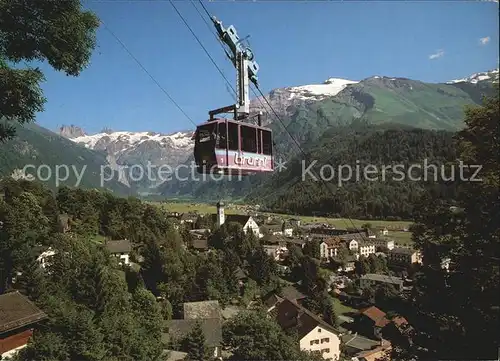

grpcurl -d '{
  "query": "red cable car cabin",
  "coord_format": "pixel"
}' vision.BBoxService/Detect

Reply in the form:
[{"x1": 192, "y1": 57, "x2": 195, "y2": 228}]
[{"x1": 193, "y1": 118, "x2": 274, "y2": 175}]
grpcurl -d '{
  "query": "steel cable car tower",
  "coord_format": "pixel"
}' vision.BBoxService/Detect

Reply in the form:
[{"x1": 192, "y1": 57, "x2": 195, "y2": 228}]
[
  {"x1": 209, "y1": 16, "x2": 260, "y2": 122},
  {"x1": 193, "y1": 16, "x2": 274, "y2": 175}
]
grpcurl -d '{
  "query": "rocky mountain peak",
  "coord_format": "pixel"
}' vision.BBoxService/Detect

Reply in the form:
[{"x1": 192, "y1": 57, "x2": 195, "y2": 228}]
[
  {"x1": 101, "y1": 127, "x2": 114, "y2": 134},
  {"x1": 59, "y1": 125, "x2": 86, "y2": 139}
]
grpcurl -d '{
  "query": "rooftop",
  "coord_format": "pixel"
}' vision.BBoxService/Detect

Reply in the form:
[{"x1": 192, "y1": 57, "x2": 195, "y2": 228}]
[
  {"x1": 286, "y1": 238, "x2": 306, "y2": 246},
  {"x1": 262, "y1": 293, "x2": 284, "y2": 309},
  {"x1": 164, "y1": 318, "x2": 222, "y2": 347},
  {"x1": 341, "y1": 333, "x2": 381, "y2": 352},
  {"x1": 392, "y1": 315, "x2": 409, "y2": 328},
  {"x1": 189, "y1": 228, "x2": 210, "y2": 234},
  {"x1": 338, "y1": 233, "x2": 366, "y2": 242},
  {"x1": 360, "y1": 306, "x2": 390, "y2": 328},
  {"x1": 191, "y1": 238, "x2": 208, "y2": 250},
  {"x1": 183, "y1": 300, "x2": 221, "y2": 319},
  {"x1": 264, "y1": 223, "x2": 284, "y2": 230},
  {"x1": 105, "y1": 239, "x2": 132, "y2": 254},
  {"x1": 58, "y1": 213, "x2": 70, "y2": 224},
  {"x1": 261, "y1": 234, "x2": 287, "y2": 244},
  {"x1": 275, "y1": 298, "x2": 340, "y2": 339},
  {"x1": 162, "y1": 350, "x2": 188, "y2": 361},
  {"x1": 0, "y1": 291, "x2": 47, "y2": 334},
  {"x1": 36, "y1": 247, "x2": 56, "y2": 261},
  {"x1": 390, "y1": 247, "x2": 418, "y2": 255},
  {"x1": 211, "y1": 214, "x2": 252, "y2": 226},
  {"x1": 361, "y1": 273, "x2": 403, "y2": 285},
  {"x1": 263, "y1": 244, "x2": 279, "y2": 250},
  {"x1": 355, "y1": 340, "x2": 392, "y2": 360},
  {"x1": 280, "y1": 285, "x2": 306, "y2": 301},
  {"x1": 234, "y1": 268, "x2": 248, "y2": 280},
  {"x1": 307, "y1": 226, "x2": 350, "y2": 235},
  {"x1": 321, "y1": 237, "x2": 341, "y2": 247},
  {"x1": 180, "y1": 212, "x2": 198, "y2": 221},
  {"x1": 262, "y1": 284, "x2": 306, "y2": 310},
  {"x1": 226, "y1": 214, "x2": 253, "y2": 224}
]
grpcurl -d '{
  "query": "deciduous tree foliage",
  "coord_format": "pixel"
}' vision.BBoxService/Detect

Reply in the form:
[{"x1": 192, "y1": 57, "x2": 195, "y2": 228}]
[
  {"x1": 405, "y1": 92, "x2": 500, "y2": 360},
  {"x1": 354, "y1": 257, "x2": 370, "y2": 276},
  {"x1": 0, "y1": 191, "x2": 50, "y2": 292},
  {"x1": 0, "y1": 0, "x2": 100, "y2": 141},
  {"x1": 12, "y1": 237, "x2": 163, "y2": 361},
  {"x1": 303, "y1": 238, "x2": 321, "y2": 259},
  {"x1": 223, "y1": 311, "x2": 325, "y2": 361},
  {"x1": 247, "y1": 247, "x2": 278, "y2": 286}
]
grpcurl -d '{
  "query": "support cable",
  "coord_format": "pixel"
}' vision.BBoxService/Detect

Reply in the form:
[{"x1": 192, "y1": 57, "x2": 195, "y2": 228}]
[
  {"x1": 190, "y1": 2, "x2": 370, "y2": 241},
  {"x1": 101, "y1": 20, "x2": 196, "y2": 126}
]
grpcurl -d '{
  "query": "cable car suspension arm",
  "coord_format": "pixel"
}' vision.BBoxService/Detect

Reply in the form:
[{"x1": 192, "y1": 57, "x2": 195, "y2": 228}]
[{"x1": 209, "y1": 16, "x2": 259, "y2": 120}]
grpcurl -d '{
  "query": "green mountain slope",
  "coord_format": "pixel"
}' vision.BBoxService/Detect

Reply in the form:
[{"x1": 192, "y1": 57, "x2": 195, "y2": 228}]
[
  {"x1": 274, "y1": 77, "x2": 496, "y2": 144},
  {"x1": 158, "y1": 75, "x2": 496, "y2": 201},
  {"x1": 0, "y1": 122, "x2": 133, "y2": 195}
]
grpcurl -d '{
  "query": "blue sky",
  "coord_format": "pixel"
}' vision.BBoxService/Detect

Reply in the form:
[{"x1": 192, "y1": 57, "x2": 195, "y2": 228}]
[{"x1": 34, "y1": 0, "x2": 499, "y2": 135}]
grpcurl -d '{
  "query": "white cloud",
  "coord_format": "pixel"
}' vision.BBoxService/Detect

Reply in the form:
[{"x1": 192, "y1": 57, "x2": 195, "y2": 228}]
[
  {"x1": 429, "y1": 49, "x2": 445, "y2": 60},
  {"x1": 479, "y1": 36, "x2": 490, "y2": 45}
]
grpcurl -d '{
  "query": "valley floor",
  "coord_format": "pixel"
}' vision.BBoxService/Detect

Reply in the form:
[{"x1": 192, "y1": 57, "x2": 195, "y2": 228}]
[{"x1": 155, "y1": 201, "x2": 413, "y2": 230}]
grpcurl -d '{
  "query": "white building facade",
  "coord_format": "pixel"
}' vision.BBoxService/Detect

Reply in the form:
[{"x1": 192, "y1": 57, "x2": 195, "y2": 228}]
[{"x1": 299, "y1": 325, "x2": 341, "y2": 360}]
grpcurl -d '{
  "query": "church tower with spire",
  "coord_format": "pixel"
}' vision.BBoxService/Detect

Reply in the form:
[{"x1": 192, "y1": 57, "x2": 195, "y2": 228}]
[{"x1": 216, "y1": 201, "x2": 225, "y2": 227}]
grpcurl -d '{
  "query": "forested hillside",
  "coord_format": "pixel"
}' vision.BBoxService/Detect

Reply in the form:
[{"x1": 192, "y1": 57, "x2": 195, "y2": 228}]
[
  {"x1": 0, "y1": 123, "x2": 132, "y2": 195},
  {"x1": 248, "y1": 124, "x2": 458, "y2": 219}
]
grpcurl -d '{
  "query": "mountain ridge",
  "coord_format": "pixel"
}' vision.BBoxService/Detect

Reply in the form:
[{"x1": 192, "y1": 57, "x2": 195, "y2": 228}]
[
  {"x1": 2, "y1": 68, "x2": 497, "y2": 200},
  {"x1": 62, "y1": 129, "x2": 194, "y2": 191},
  {"x1": 58, "y1": 67, "x2": 499, "y2": 145},
  {"x1": 156, "y1": 68, "x2": 498, "y2": 200},
  {"x1": 446, "y1": 68, "x2": 499, "y2": 84}
]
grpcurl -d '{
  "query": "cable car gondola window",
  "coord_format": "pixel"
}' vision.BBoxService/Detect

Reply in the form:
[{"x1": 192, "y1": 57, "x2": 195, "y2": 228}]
[
  {"x1": 257, "y1": 129, "x2": 262, "y2": 154},
  {"x1": 241, "y1": 125, "x2": 257, "y2": 153},
  {"x1": 262, "y1": 129, "x2": 272, "y2": 155},
  {"x1": 217, "y1": 122, "x2": 227, "y2": 149},
  {"x1": 228, "y1": 121, "x2": 239, "y2": 151},
  {"x1": 197, "y1": 124, "x2": 215, "y2": 143}
]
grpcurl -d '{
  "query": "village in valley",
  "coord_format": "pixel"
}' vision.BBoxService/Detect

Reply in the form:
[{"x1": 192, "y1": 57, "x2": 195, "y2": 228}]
[
  {"x1": 151, "y1": 202, "x2": 446, "y2": 360},
  {"x1": 80, "y1": 201, "x2": 444, "y2": 361},
  {"x1": 0, "y1": 195, "x2": 446, "y2": 361},
  {"x1": 1, "y1": 0, "x2": 498, "y2": 360}
]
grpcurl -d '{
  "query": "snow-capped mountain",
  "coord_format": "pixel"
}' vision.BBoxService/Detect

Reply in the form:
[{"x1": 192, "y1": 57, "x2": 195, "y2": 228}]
[
  {"x1": 71, "y1": 130, "x2": 193, "y2": 153},
  {"x1": 60, "y1": 127, "x2": 194, "y2": 189},
  {"x1": 250, "y1": 77, "x2": 358, "y2": 122},
  {"x1": 447, "y1": 68, "x2": 499, "y2": 84},
  {"x1": 285, "y1": 78, "x2": 359, "y2": 100}
]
